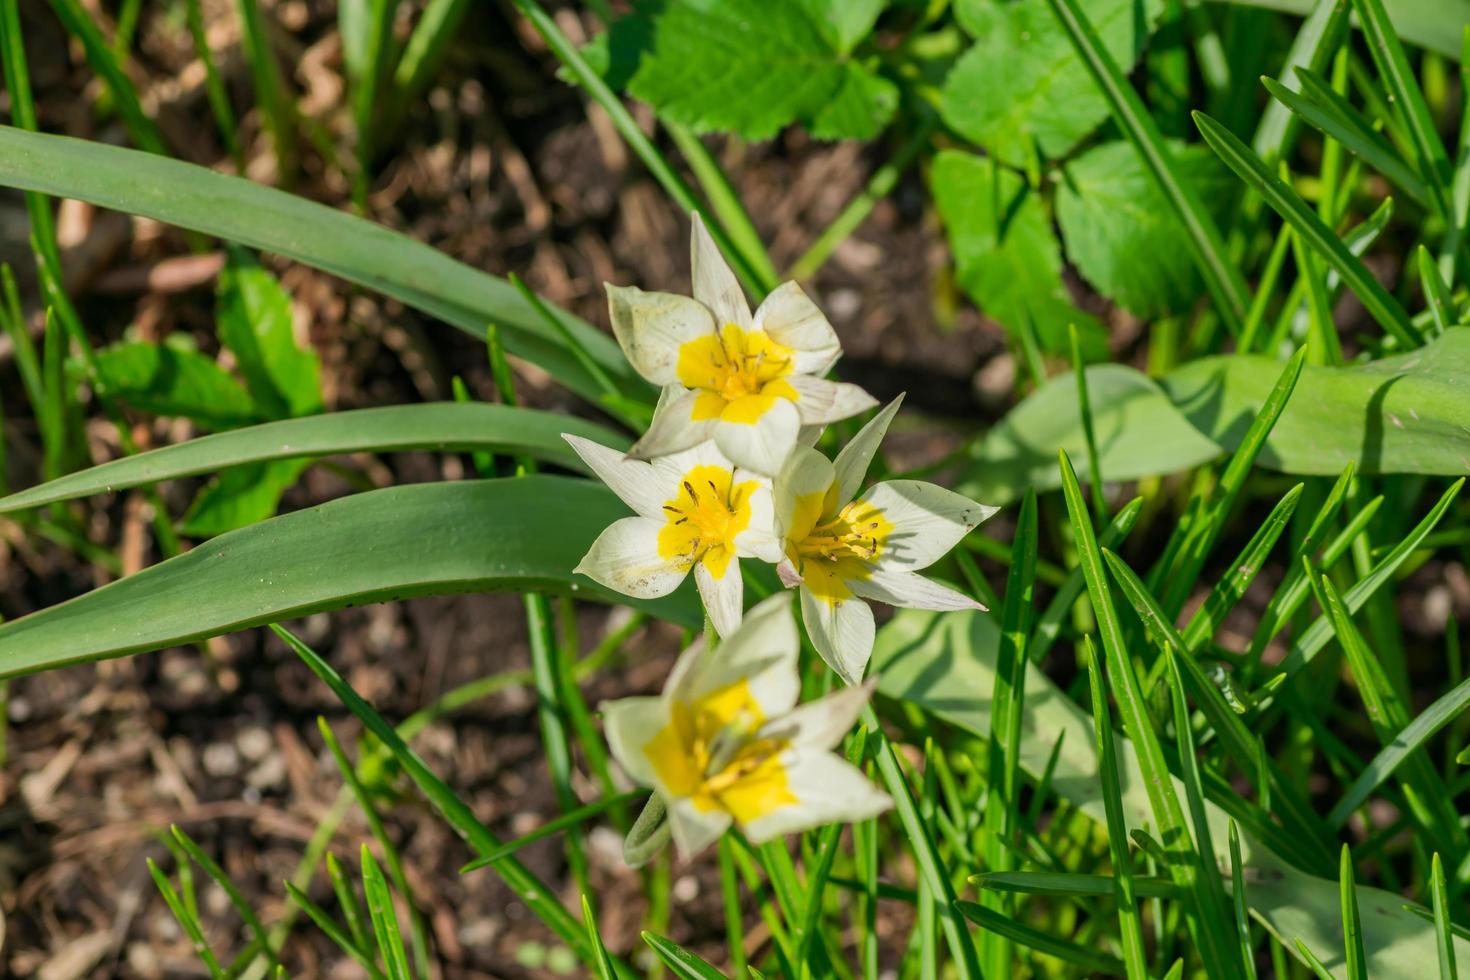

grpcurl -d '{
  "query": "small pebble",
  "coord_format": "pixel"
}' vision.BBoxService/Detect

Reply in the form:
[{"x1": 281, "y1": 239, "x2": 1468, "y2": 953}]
[{"x1": 202, "y1": 742, "x2": 241, "y2": 778}]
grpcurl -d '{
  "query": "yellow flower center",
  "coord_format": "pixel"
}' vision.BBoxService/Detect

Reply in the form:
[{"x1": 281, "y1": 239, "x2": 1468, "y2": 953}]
[
  {"x1": 656, "y1": 463, "x2": 758, "y2": 579},
  {"x1": 644, "y1": 679, "x2": 797, "y2": 824},
  {"x1": 678, "y1": 324, "x2": 799, "y2": 425},
  {"x1": 787, "y1": 496, "x2": 893, "y2": 605}
]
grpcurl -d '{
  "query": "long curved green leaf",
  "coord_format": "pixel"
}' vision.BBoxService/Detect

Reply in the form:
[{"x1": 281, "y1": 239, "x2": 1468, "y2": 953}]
[
  {"x1": 1223, "y1": 0, "x2": 1469, "y2": 59},
  {"x1": 874, "y1": 608, "x2": 1470, "y2": 978},
  {"x1": 0, "y1": 403, "x2": 626, "y2": 514},
  {"x1": 0, "y1": 475, "x2": 699, "y2": 677},
  {"x1": 0, "y1": 126, "x2": 647, "y2": 406}
]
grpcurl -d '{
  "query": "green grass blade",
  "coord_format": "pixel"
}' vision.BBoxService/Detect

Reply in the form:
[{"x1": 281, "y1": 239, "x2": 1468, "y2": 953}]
[
  {"x1": 169, "y1": 826, "x2": 282, "y2": 971},
  {"x1": 954, "y1": 901, "x2": 1126, "y2": 974},
  {"x1": 183, "y1": 0, "x2": 241, "y2": 166},
  {"x1": 148, "y1": 858, "x2": 227, "y2": 979},
  {"x1": 1330, "y1": 675, "x2": 1470, "y2": 825},
  {"x1": 1250, "y1": 0, "x2": 1350, "y2": 163},
  {"x1": 982, "y1": 488, "x2": 1037, "y2": 976},
  {"x1": 460, "y1": 790, "x2": 645, "y2": 871},
  {"x1": 665, "y1": 122, "x2": 779, "y2": 290},
  {"x1": 1419, "y1": 245, "x2": 1456, "y2": 335},
  {"x1": 1058, "y1": 450, "x2": 1242, "y2": 979},
  {"x1": 0, "y1": 403, "x2": 623, "y2": 514},
  {"x1": 1032, "y1": 497, "x2": 1145, "y2": 663},
  {"x1": 231, "y1": 0, "x2": 295, "y2": 178},
  {"x1": 283, "y1": 880, "x2": 387, "y2": 980},
  {"x1": 1229, "y1": 823, "x2": 1260, "y2": 980},
  {"x1": 1349, "y1": 0, "x2": 1454, "y2": 218},
  {"x1": 1193, "y1": 111, "x2": 1420, "y2": 348},
  {"x1": 1340, "y1": 846, "x2": 1368, "y2": 980},
  {"x1": 973, "y1": 871, "x2": 1182, "y2": 900},
  {"x1": 1432, "y1": 854, "x2": 1458, "y2": 980},
  {"x1": 582, "y1": 895, "x2": 618, "y2": 980},
  {"x1": 642, "y1": 932, "x2": 729, "y2": 980},
  {"x1": 43, "y1": 0, "x2": 167, "y2": 154},
  {"x1": 326, "y1": 851, "x2": 372, "y2": 953},
  {"x1": 1041, "y1": 0, "x2": 1250, "y2": 332},
  {"x1": 0, "y1": 476, "x2": 699, "y2": 676},
  {"x1": 1081, "y1": 637, "x2": 1149, "y2": 980},
  {"x1": 0, "y1": 127, "x2": 643, "y2": 406},
  {"x1": 390, "y1": 0, "x2": 470, "y2": 113},
  {"x1": 1295, "y1": 939, "x2": 1337, "y2": 980},
  {"x1": 360, "y1": 847, "x2": 411, "y2": 980},
  {"x1": 275, "y1": 623, "x2": 636, "y2": 978}
]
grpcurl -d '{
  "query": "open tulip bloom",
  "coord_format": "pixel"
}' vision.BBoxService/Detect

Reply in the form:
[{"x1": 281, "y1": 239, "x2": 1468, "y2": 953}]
[
  {"x1": 564, "y1": 434, "x2": 781, "y2": 638},
  {"x1": 602, "y1": 594, "x2": 891, "y2": 859},
  {"x1": 775, "y1": 397, "x2": 999, "y2": 684},
  {"x1": 606, "y1": 213, "x2": 876, "y2": 475}
]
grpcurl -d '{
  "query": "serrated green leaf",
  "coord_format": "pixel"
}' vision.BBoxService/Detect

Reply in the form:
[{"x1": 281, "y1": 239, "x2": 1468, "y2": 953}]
[
  {"x1": 610, "y1": 0, "x2": 894, "y2": 140},
  {"x1": 931, "y1": 149, "x2": 1105, "y2": 356},
  {"x1": 799, "y1": 0, "x2": 885, "y2": 53},
  {"x1": 216, "y1": 252, "x2": 322, "y2": 420},
  {"x1": 94, "y1": 340, "x2": 257, "y2": 431},
  {"x1": 941, "y1": 0, "x2": 1163, "y2": 166},
  {"x1": 0, "y1": 475, "x2": 701, "y2": 677},
  {"x1": 1057, "y1": 140, "x2": 1232, "y2": 316}
]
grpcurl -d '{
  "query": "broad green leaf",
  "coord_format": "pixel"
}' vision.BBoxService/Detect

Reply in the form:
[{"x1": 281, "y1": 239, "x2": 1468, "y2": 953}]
[
  {"x1": 216, "y1": 252, "x2": 322, "y2": 420},
  {"x1": 0, "y1": 403, "x2": 623, "y2": 514},
  {"x1": 181, "y1": 459, "x2": 311, "y2": 537},
  {"x1": 957, "y1": 365, "x2": 1222, "y2": 502},
  {"x1": 872, "y1": 607, "x2": 1470, "y2": 977},
  {"x1": 930, "y1": 150, "x2": 1105, "y2": 357},
  {"x1": 799, "y1": 0, "x2": 884, "y2": 53},
  {"x1": 0, "y1": 475, "x2": 700, "y2": 677},
  {"x1": 94, "y1": 340, "x2": 256, "y2": 431},
  {"x1": 959, "y1": 329, "x2": 1470, "y2": 502},
  {"x1": 1057, "y1": 140, "x2": 1232, "y2": 317},
  {"x1": 940, "y1": 0, "x2": 1163, "y2": 167},
  {"x1": 608, "y1": 0, "x2": 895, "y2": 140},
  {"x1": 0, "y1": 126, "x2": 642, "y2": 406},
  {"x1": 1163, "y1": 329, "x2": 1470, "y2": 476}
]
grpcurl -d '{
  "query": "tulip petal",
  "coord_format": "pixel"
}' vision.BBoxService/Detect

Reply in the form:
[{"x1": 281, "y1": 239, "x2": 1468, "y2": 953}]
[
  {"x1": 562, "y1": 434, "x2": 666, "y2": 519},
  {"x1": 859, "y1": 480, "x2": 999, "y2": 571},
  {"x1": 833, "y1": 395, "x2": 903, "y2": 508},
  {"x1": 734, "y1": 475, "x2": 783, "y2": 563},
  {"x1": 669, "y1": 592, "x2": 800, "y2": 718},
  {"x1": 668, "y1": 796, "x2": 734, "y2": 859},
  {"x1": 601, "y1": 696, "x2": 668, "y2": 788},
  {"x1": 800, "y1": 586, "x2": 875, "y2": 686},
  {"x1": 850, "y1": 568, "x2": 986, "y2": 612},
  {"x1": 713, "y1": 396, "x2": 801, "y2": 476},
  {"x1": 691, "y1": 212, "x2": 751, "y2": 328},
  {"x1": 775, "y1": 447, "x2": 838, "y2": 544},
  {"x1": 787, "y1": 376, "x2": 879, "y2": 426},
  {"x1": 575, "y1": 516, "x2": 689, "y2": 598},
  {"x1": 695, "y1": 559, "x2": 744, "y2": 638},
  {"x1": 627, "y1": 387, "x2": 719, "y2": 460},
  {"x1": 607, "y1": 285, "x2": 716, "y2": 386},
  {"x1": 756, "y1": 682, "x2": 874, "y2": 752},
  {"x1": 752, "y1": 281, "x2": 841, "y2": 373},
  {"x1": 741, "y1": 750, "x2": 892, "y2": 843}
]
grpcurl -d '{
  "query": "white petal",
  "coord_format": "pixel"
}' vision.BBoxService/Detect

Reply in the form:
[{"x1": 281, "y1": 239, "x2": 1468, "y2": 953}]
[
  {"x1": 861, "y1": 480, "x2": 1000, "y2": 571},
  {"x1": 833, "y1": 395, "x2": 903, "y2": 508},
  {"x1": 788, "y1": 376, "x2": 879, "y2": 426},
  {"x1": 713, "y1": 396, "x2": 801, "y2": 476},
  {"x1": 607, "y1": 285, "x2": 716, "y2": 386},
  {"x1": 756, "y1": 682, "x2": 874, "y2": 752},
  {"x1": 797, "y1": 424, "x2": 825, "y2": 449},
  {"x1": 649, "y1": 438, "x2": 738, "y2": 487},
  {"x1": 695, "y1": 560, "x2": 744, "y2": 638},
  {"x1": 775, "y1": 447, "x2": 837, "y2": 544},
  {"x1": 740, "y1": 750, "x2": 891, "y2": 843},
  {"x1": 575, "y1": 517, "x2": 689, "y2": 598},
  {"x1": 733, "y1": 476, "x2": 783, "y2": 563},
  {"x1": 563, "y1": 434, "x2": 666, "y2": 519},
  {"x1": 601, "y1": 696, "x2": 668, "y2": 788},
  {"x1": 670, "y1": 592, "x2": 800, "y2": 718},
  {"x1": 849, "y1": 568, "x2": 985, "y2": 612},
  {"x1": 668, "y1": 796, "x2": 733, "y2": 860},
  {"x1": 691, "y1": 212, "x2": 751, "y2": 328},
  {"x1": 627, "y1": 388, "x2": 719, "y2": 460},
  {"x1": 752, "y1": 281, "x2": 841, "y2": 372},
  {"x1": 800, "y1": 586, "x2": 875, "y2": 686}
]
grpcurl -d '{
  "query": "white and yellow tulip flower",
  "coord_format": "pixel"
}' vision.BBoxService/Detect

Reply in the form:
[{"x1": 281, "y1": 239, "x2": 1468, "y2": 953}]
[
  {"x1": 606, "y1": 213, "x2": 876, "y2": 475},
  {"x1": 564, "y1": 434, "x2": 782, "y2": 637},
  {"x1": 602, "y1": 593, "x2": 891, "y2": 859},
  {"x1": 775, "y1": 397, "x2": 1000, "y2": 684}
]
